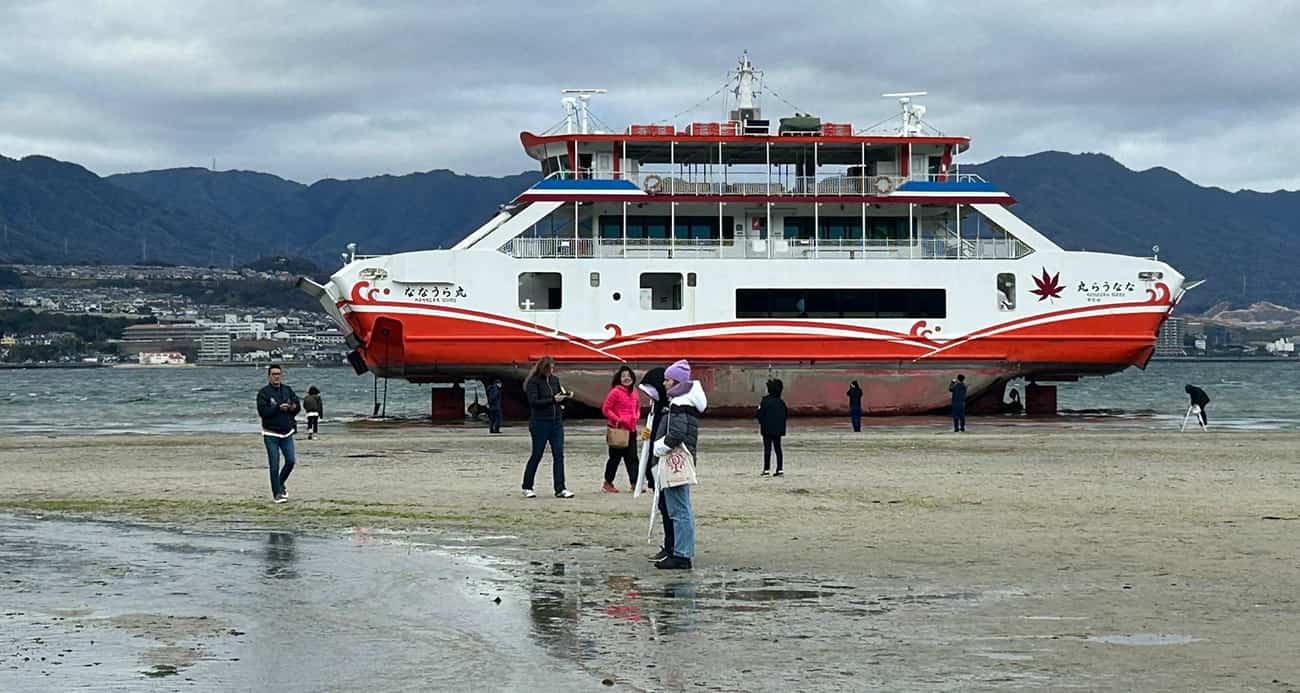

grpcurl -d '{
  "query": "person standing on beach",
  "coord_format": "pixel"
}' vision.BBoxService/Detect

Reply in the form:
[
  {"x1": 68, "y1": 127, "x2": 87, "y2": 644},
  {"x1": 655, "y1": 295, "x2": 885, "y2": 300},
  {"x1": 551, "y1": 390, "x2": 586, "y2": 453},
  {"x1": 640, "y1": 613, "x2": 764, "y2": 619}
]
[
  {"x1": 602, "y1": 366, "x2": 640, "y2": 493},
  {"x1": 639, "y1": 367, "x2": 675, "y2": 561},
  {"x1": 756, "y1": 379, "x2": 787, "y2": 476},
  {"x1": 847, "y1": 381, "x2": 863, "y2": 432},
  {"x1": 949, "y1": 374, "x2": 967, "y2": 433},
  {"x1": 303, "y1": 386, "x2": 323, "y2": 440},
  {"x1": 256, "y1": 364, "x2": 299, "y2": 503},
  {"x1": 652, "y1": 359, "x2": 707, "y2": 570},
  {"x1": 486, "y1": 378, "x2": 503, "y2": 434},
  {"x1": 521, "y1": 356, "x2": 574, "y2": 499},
  {"x1": 1185, "y1": 384, "x2": 1210, "y2": 428}
]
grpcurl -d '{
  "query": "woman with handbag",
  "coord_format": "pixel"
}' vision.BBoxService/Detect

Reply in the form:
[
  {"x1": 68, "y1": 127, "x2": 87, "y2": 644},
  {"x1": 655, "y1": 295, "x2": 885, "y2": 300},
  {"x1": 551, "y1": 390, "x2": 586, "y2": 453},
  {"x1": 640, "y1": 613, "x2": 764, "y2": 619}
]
[
  {"x1": 601, "y1": 366, "x2": 640, "y2": 492},
  {"x1": 652, "y1": 359, "x2": 707, "y2": 570}
]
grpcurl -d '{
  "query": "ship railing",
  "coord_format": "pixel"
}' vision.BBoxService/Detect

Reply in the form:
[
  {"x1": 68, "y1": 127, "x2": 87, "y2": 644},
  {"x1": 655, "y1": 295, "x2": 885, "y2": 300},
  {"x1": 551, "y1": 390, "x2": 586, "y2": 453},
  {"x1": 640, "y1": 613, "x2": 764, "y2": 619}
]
[
  {"x1": 501, "y1": 237, "x2": 596, "y2": 258},
  {"x1": 542, "y1": 170, "x2": 987, "y2": 196},
  {"x1": 501, "y1": 235, "x2": 1030, "y2": 260}
]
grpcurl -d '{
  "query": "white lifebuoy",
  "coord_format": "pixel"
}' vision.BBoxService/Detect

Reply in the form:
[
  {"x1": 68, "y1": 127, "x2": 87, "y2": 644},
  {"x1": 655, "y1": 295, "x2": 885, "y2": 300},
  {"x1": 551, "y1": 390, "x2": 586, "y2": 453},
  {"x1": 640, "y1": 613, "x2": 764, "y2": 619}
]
[
  {"x1": 872, "y1": 176, "x2": 895, "y2": 194},
  {"x1": 644, "y1": 174, "x2": 663, "y2": 193}
]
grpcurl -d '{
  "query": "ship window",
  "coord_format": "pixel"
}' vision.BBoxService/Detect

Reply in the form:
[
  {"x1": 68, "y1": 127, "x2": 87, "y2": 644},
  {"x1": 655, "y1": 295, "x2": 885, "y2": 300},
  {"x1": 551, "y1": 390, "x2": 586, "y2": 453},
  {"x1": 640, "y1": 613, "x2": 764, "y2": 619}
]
[
  {"x1": 590, "y1": 272, "x2": 600, "y2": 288},
  {"x1": 542, "y1": 155, "x2": 572, "y2": 179},
  {"x1": 620, "y1": 216, "x2": 732, "y2": 241},
  {"x1": 687, "y1": 273, "x2": 697, "y2": 288},
  {"x1": 640, "y1": 273, "x2": 682, "y2": 310},
  {"x1": 784, "y1": 216, "x2": 865, "y2": 241},
  {"x1": 735, "y1": 289, "x2": 945, "y2": 319},
  {"x1": 997, "y1": 273, "x2": 1015, "y2": 311},
  {"x1": 867, "y1": 217, "x2": 908, "y2": 241},
  {"x1": 518, "y1": 272, "x2": 562, "y2": 311}
]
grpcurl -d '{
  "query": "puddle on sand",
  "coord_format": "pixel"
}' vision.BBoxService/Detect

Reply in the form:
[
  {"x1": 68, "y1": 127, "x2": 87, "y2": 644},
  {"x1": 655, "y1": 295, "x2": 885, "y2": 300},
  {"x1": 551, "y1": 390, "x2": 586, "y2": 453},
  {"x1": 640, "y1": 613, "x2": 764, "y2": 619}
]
[
  {"x1": 0, "y1": 515, "x2": 608, "y2": 691},
  {"x1": 1086, "y1": 633, "x2": 1201, "y2": 646},
  {"x1": 521, "y1": 562, "x2": 1031, "y2": 691}
]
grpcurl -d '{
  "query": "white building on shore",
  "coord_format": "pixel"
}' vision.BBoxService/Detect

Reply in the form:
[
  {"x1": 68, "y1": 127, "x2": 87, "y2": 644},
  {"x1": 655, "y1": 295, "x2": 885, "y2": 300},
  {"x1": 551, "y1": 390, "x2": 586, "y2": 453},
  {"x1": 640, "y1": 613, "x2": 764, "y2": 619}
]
[{"x1": 138, "y1": 351, "x2": 187, "y2": 365}]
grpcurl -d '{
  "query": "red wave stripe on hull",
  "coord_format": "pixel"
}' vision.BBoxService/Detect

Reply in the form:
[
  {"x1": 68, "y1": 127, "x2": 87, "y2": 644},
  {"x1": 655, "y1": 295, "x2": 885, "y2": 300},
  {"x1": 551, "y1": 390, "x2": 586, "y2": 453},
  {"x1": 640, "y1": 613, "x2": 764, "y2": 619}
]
[{"x1": 340, "y1": 302, "x2": 1169, "y2": 370}]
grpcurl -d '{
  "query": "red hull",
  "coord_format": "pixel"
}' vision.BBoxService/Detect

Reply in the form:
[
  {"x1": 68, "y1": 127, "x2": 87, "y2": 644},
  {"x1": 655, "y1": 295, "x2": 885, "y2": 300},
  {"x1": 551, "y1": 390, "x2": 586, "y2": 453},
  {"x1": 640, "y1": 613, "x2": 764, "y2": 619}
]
[{"x1": 339, "y1": 282, "x2": 1172, "y2": 415}]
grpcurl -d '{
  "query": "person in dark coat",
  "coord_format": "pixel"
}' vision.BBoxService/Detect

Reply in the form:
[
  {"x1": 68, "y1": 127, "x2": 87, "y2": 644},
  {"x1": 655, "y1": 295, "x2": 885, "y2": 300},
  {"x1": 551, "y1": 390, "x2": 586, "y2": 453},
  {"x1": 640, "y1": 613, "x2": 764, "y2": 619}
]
[
  {"x1": 521, "y1": 356, "x2": 574, "y2": 499},
  {"x1": 256, "y1": 364, "x2": 299, "y2": 503},
  {"x1": 846, "y1": 380, "x2": 863, "y2": 432},
  {"x1": 949, "y1": 374, "x2": 967, "y2": 432},
  {"x1": 638, "y1": 366, "x2": 674, "y2": 562},
  {"x1": 486, "y1": 378, "x2": 503, "y2": 434},
  {"x1": 756, "y1": 379, "x2": 788, "y2": 476},
  {"x1": 1185, "y1": 384, "x2": 1210, "y2": 428},
  {"x1": 302, "y1": 386, "x2": 323, "y2": 440}
]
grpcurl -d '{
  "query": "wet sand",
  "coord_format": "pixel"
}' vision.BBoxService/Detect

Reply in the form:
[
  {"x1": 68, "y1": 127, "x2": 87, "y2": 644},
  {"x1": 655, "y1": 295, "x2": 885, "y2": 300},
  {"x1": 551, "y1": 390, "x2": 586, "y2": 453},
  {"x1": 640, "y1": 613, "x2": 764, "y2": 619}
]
[{"x1": 2, "y1": 422, "x2": 1299, "y2": 691}]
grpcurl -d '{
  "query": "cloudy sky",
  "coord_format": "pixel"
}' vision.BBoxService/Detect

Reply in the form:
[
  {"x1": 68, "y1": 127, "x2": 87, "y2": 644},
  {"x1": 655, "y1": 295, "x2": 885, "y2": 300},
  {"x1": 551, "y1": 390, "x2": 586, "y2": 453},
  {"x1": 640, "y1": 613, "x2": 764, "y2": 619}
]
[{"x1": 1, "y1": 0, "x2": 1296, "y2": 191}]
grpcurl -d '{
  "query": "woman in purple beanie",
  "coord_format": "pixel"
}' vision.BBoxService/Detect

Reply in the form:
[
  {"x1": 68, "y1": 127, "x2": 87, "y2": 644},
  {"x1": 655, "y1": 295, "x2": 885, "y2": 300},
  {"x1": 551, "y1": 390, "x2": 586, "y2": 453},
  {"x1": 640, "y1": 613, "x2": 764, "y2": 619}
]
[{"x1": 650, "y1": 359, "x2": 706, "y2": 569}]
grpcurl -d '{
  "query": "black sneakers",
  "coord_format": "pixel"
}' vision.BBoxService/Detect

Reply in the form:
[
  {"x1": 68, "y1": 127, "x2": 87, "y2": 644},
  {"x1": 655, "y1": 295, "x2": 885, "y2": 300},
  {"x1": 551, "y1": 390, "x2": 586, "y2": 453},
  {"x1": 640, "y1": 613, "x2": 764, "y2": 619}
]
[
  {"x1": 648, "y1": 548, "x2": 671, "y2": 561},
  {"x1": 654, "y1": 555, "x2": 692, "y2": 570}
]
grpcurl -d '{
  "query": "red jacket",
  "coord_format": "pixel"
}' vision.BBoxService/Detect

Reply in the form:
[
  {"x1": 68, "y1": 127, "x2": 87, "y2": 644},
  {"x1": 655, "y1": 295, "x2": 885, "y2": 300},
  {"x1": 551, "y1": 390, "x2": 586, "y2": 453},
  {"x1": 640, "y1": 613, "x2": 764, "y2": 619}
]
[{"x1": 602, "y1": 386, "x2": 640, "y2": 431}]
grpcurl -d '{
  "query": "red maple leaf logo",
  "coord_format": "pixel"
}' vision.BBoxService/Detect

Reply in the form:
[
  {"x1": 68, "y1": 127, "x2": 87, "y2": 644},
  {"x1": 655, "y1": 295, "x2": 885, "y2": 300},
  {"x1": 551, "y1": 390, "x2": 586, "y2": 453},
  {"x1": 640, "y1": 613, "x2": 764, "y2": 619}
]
[{"x1": 1029, "y1": 268, "x2": 1063, "y2": 301}]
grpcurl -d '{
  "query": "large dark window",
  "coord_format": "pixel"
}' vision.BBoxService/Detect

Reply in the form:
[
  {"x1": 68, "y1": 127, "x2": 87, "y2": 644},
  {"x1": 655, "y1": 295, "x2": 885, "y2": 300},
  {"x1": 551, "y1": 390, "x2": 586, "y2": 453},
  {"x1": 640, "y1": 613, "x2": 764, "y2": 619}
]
[
  {"x1": 599, "y1": 216, "x2": 734, "y2": 240},
  {"x1": 735, "y1": 288, "x2": 946, "y2": 319},
  {"x1": 783, "y1": 216, "x2": 864, "y2": 241}
]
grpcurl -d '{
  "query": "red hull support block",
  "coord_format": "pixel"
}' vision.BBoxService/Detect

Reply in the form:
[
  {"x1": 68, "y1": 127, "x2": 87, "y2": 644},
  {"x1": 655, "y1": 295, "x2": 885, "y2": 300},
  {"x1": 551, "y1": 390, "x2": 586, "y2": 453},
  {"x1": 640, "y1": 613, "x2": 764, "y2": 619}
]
[
  {"x1": 1025, "y1": 383, "x2": 1057, "y2": 417},
  {"x1": 431, "y1": 383, "x2": 466, "y2": 421}
]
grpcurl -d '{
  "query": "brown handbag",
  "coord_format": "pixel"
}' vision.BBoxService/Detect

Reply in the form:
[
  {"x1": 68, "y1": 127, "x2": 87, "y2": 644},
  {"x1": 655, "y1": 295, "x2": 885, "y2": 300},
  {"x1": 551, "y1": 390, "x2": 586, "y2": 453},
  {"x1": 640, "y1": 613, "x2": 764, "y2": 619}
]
[{"x1": 606, "y1": 426, "x2": 631, "y2": 449}]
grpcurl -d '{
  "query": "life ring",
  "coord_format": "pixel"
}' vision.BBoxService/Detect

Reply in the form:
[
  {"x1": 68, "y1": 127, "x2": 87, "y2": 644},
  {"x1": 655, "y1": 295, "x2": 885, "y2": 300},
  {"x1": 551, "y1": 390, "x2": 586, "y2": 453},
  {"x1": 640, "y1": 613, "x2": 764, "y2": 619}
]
[
  {"x1": 872, "y1": 175, "x2": 895, "y2": 194},
  {"x1": 644, "y1": 174, "x2": 663, "y2": 193}
]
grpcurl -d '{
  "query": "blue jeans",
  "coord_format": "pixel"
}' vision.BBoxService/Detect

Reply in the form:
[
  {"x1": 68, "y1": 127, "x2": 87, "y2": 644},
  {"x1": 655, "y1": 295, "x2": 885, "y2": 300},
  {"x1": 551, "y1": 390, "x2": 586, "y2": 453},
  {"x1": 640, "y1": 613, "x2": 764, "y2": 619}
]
[
  {"x1": 488, "y1": 408, "x2": 502, "y2": 433},
  {"x1": 263, "y1": 434, "x2": 296, "y2": 498},
  {"x1": 522, "y1": 419, "x2": 566, "y2": 494},
  {"x1": 662, "y1": 484, "x2": 695, "y2": 559},
  {"x1": 953, "y1": 412, "x2": 966, "y2": 432},
  {"x1": 850, "y1": 406, "x2": 862, "y2": 432}
]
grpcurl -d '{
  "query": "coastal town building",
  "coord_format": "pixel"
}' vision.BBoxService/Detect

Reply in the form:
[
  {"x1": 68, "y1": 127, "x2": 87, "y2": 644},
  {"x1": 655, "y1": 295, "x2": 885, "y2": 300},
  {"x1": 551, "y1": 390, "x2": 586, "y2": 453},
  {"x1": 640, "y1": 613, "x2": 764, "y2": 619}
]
[
  {"x1": 137, "y1": 351, "x2": 187, "y2": 365},
  {"x1": 1264, "y1": 337, "x2": 1295, "y2": 355},
  {"x1": 1155, "y1": 316, "x2": 1186, "y2": 357},
  {"x1": 198, "y1": 332, "x2": 233, "y2": 362}
]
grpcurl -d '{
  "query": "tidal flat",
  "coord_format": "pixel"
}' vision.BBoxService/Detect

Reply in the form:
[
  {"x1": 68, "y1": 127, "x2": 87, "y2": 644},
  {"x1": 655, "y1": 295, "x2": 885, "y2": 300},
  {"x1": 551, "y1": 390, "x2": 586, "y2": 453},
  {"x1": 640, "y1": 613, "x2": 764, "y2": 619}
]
[{"x1": 2, "y1": 423, "x2": 1298, "y2": 691}]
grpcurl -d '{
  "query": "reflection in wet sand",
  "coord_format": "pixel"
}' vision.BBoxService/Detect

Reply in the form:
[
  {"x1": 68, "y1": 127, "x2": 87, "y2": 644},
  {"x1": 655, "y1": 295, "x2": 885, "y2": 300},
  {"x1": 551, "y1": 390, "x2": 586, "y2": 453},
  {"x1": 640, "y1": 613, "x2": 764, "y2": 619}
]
[
  {"x1": 263, "y1": 532, "x2": 298, "y2": 580},
  {"x1": 0, "y1": 516, "x2": 605, "y2": 691}
]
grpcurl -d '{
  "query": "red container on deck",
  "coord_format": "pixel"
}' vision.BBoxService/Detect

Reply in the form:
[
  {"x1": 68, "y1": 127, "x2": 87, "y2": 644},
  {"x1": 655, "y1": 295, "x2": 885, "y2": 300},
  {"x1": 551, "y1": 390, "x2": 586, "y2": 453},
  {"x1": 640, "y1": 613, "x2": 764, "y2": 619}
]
[
  {"x1": 821, "y1": 123, "x2": 853, "y2": 137},
  {"x1": 628, "y1": 124, "x2": 675, "y2": 136},
  {"x1": 690, "y1": 122, "x2": 720, "y2": 136}
]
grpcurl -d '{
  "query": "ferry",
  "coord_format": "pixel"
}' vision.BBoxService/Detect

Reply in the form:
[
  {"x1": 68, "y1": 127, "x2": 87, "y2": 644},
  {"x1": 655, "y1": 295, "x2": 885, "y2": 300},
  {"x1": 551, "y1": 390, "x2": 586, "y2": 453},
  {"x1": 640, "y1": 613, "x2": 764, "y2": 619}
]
[{"x1": 301, "y1": 55, "x2": 1185, "y2": 416}]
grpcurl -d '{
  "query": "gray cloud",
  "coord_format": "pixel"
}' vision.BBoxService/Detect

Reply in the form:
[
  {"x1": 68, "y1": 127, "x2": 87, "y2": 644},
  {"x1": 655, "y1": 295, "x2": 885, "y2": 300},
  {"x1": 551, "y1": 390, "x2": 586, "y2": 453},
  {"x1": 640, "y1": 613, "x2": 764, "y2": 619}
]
[{"x1": 1, "y1": 0, "x2": 1296, "y2": 190}]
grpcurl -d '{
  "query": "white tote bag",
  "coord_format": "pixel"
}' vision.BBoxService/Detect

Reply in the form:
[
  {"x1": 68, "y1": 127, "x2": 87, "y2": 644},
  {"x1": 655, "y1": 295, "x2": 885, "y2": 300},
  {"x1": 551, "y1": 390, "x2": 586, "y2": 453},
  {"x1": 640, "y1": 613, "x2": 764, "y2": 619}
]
[{"x1": 660, "y1": 444, "x2": 698, "y2": 488}]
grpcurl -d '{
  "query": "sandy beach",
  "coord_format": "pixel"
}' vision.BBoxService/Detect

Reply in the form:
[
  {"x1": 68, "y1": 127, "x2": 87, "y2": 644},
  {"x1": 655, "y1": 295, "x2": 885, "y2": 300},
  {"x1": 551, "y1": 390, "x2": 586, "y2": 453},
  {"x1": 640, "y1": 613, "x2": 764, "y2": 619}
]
[{"x1": 3, "y1": 422, "x2": 1299, "y2": 691}]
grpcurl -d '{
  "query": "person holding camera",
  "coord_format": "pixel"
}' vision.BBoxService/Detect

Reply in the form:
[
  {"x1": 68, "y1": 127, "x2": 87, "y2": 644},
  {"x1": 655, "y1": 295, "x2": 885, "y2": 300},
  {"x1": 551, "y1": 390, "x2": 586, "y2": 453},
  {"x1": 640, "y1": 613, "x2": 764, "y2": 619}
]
[
  {"x1": 521, "y1": 356, "x2": 575, "y2": 498},
  {"x1": 256, "y1": 364, "x2": 300, "y2": 503}
]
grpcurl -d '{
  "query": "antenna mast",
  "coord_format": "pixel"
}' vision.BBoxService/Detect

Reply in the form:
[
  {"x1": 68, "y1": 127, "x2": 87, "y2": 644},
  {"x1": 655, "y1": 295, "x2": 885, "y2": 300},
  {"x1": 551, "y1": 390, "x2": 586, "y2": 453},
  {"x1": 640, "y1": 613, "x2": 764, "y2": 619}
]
[
  {"x1": 561, "y1": 88, "x2": 607, "y2": 134},
  {"x1": 882, "y1": 91, "x2": 928, "y2": 136}
]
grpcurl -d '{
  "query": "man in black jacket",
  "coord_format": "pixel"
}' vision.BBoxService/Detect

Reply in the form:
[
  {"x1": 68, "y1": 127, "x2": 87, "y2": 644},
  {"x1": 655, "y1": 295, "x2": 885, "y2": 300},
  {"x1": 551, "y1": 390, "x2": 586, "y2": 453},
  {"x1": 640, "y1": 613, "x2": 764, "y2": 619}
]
[
  {"x1": 257, "y1": 364, "x2": 300, "y2": 503},
  {"x1": 1185, "y1": 384, "x2": 1210, "y2": 429}
]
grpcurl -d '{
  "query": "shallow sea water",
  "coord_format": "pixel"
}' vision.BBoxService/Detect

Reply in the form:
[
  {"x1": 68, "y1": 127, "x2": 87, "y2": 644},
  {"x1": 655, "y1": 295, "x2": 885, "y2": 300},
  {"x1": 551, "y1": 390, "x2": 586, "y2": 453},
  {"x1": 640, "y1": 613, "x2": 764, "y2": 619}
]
[{"x1": 1, "y1": 360, "x2": 1297, "y2": 435}]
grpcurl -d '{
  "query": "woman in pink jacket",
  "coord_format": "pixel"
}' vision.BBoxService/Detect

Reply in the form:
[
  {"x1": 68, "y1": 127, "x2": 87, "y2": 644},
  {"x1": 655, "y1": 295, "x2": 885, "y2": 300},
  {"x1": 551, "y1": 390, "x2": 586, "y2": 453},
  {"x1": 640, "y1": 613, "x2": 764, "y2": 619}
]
[{"x1": 601, "y1": 366, "x2": 640, "y2": 492}]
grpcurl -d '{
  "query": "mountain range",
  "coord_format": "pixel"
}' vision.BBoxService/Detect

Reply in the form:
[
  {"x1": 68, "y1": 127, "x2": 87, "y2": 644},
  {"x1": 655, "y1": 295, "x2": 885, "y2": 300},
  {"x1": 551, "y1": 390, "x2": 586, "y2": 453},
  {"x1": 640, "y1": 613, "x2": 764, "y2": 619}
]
[{"x1": 1, "y1": 150, "x2": 1296, "y2": 312}]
